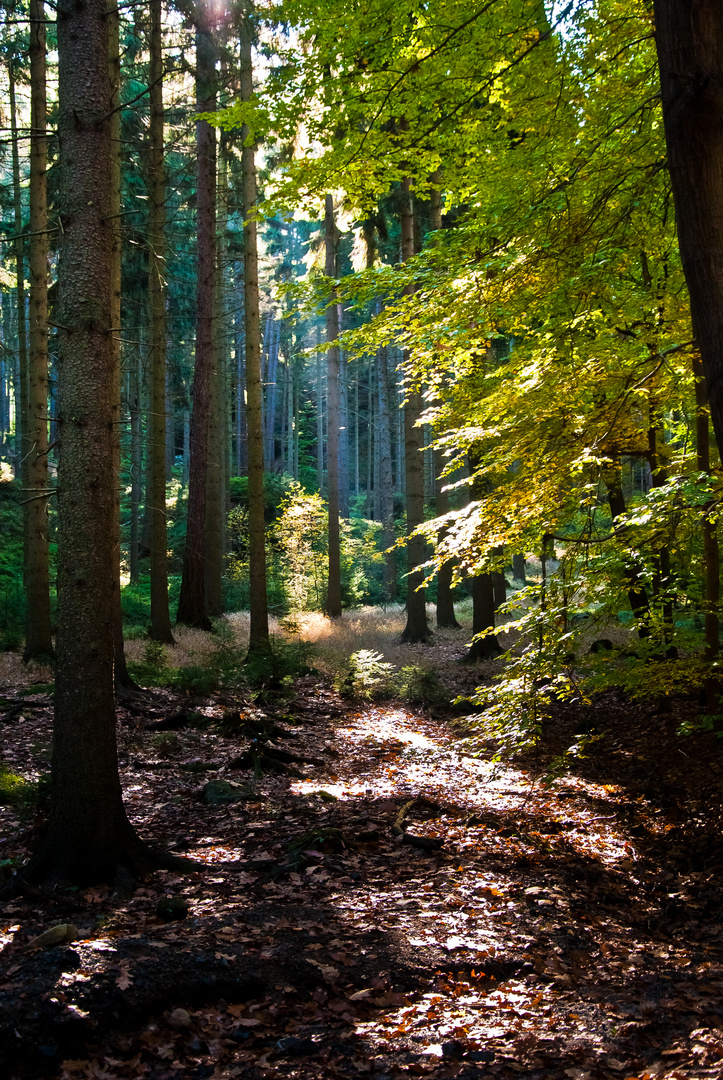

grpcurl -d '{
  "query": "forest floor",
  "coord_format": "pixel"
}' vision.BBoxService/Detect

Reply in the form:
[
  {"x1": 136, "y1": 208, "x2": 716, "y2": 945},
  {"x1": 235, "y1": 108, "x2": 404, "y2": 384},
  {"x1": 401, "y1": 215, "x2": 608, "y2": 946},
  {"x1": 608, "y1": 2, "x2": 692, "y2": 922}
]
[{"x1": 2, "y1": 609, "x2": 723, "y2": 1080}]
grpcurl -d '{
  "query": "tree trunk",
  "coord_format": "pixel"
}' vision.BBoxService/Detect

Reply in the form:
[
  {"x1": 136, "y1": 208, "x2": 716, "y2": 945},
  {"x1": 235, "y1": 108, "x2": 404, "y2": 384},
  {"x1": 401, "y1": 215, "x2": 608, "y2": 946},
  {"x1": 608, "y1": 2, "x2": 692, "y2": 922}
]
[
  {"x1": 377, "y1": 343, "x2": 396, "y2": 602},
  {"x1": 434, "y1": 450, "x2": 460, "y2": 628},
  {"x1": 129, "y1": 349, "x2": 141, "y2": 586},
  {"x1": 325, "y1": 193, "x2": 342, "y2": 617},
  {"x1": 241, "y1": 17, "x2": 270, "y2": 657},
  {"x1": 148, "y1": 0, "x2": 174, "y2": 642},
  {"x1": 204, "y1": 131, "x2": 227, "y2": 619},
  {"x1": 462, "y1": 454, "x2": 503, "y2": 661},
  {"x1": 694, "y1": 354, "x2": 720, "y2": 659},
  {"x1": 24, "y1": 0, "x2": 54, "y2": 662},
  {"x1": 602, "y1": 460, "x2": 651, "y2": 636},
  {"x1": 177, "y1": 17, "x2": 216, "y2": 629},
  {"x1": 512, "y1": 553, "x2": 526, "y2": 582},
  {"x1": 9, "y1": 67, "x2": 28, "y2": 570},
  {"x1": 654, "y1": 1, "x2": 723, "y2": 457},
  {"x1": 30, "y1": 0, "x2": 151, "y2": 885},
  {"x1": 108, "y1": 1, "x2": 136, "y2": 692},
  {"x1": 400, "y1": 180, "x2": 430, "y2": 643}
]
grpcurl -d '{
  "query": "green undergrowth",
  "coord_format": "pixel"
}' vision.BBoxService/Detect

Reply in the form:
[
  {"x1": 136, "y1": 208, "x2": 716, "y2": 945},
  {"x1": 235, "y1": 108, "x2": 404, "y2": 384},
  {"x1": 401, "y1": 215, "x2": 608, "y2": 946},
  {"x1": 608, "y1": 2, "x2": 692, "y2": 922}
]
[
  {"x1": 0, "y1": 767, "x2": 51, "y2": 814},
  {"x1": 337, "y1": 649, "x2": 447, "y2": 707},
  {"x1": 128, "y1": 623, "x2": 317, "y2": 699}
]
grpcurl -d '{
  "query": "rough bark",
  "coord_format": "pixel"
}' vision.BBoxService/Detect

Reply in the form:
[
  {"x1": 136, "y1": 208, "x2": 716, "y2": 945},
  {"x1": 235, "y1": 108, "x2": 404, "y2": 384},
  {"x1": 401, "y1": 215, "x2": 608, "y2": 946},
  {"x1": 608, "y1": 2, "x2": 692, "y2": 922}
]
[
  {"x1": 241, "y1": 18, "x2": 270, "y2": 657},
  {"x1": 400, "y1": 180, "x2": 431, "y2": 643},
  {"x1": 148, "y1": 0, "x2": 174, "y2": 642},
  {"x1": 24, "y1": 0, "x2": 54, "y2": 662},
  {"x1": 29, "y1": 0, "x2": 152, "y2": 884},
  {"x1": 177, "y1": 18, "x2": 215, "y2": 629},
  {"x1": 654, "y1": 1, "x2": 723, "y2": 457},
  {"x1": 325, "y1": 194, "x2": 342, "y2": 618}
]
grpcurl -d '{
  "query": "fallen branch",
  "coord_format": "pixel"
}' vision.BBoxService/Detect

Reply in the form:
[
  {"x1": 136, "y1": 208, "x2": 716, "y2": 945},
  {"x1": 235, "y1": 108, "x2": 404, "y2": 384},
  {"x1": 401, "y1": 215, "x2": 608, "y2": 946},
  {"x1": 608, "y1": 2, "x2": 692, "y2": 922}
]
[{"x1": 391, "y1": 797, "x2": 444, "y2": 851}]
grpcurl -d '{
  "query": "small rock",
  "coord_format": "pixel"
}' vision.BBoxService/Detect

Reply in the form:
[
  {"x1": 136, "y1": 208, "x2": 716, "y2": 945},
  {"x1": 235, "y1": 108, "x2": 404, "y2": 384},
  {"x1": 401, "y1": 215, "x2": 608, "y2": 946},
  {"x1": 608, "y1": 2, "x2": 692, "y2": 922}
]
[
  {"x1": 156, "y1": 895, "x2": 189, "y2": 922},
  {"x1": 27, "y1": 923, "x2": 80, "y2": 950},
  {"x1": 166, "y1": 1008, "x2": 192, "y2": 1030}
]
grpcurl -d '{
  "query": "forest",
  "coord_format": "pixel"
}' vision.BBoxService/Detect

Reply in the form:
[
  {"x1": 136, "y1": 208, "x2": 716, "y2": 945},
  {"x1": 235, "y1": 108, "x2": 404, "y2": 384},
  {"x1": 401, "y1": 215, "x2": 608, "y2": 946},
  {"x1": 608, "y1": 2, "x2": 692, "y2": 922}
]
[{"x1": 2, "y1": 0, "x2": 723, "y2": 1077}]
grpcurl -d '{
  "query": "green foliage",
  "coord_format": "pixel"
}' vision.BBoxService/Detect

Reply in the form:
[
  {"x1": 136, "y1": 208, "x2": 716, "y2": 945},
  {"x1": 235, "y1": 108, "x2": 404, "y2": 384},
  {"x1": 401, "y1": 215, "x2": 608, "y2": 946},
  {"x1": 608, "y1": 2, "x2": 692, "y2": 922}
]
[
  {"x1": 0, "y1": 767, "x2": 51, "y2": 815},
  {"x1": 128, "y1": 639, "x2": 172, "y2": 688},
  {"x1": 339, "y1": 649, "x2": 396, "y2": 700},
  {"x1": 244, "y1": 633, "x2": 317, "y2": 692},
  {"x1": 396, "y1": 663, "x2": 446, "y2": 707}
]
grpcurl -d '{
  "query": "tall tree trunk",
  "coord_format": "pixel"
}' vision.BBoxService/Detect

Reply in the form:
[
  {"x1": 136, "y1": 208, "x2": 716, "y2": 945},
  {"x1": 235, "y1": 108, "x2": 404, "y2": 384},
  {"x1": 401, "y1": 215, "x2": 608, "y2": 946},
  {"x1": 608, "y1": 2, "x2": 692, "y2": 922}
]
[
  {"x1": 325, "y1": 193, "x2": 342, "y2": 617},
  {"x1": 148, "y1": 0, "x2": 174, "y2": 642},
  {"x1": 177, "y1": 16, "x2": 216, "y2": 629},
  {"x1": 30, "y1": 0, "x2": 151, "y2": 885},
  {"x1": 204, "y1": 131, "x2": 227, "y2": 619},
  {"x1": 400, "y1": 179, "x2": 430, "y2": 642},
  {"x1": 377, "y1": 343, "x2": 396, "y2": 601},
  {"x1": 654, "y1": 2, "x2": 723, "y2": 458},
  {"x1": 694, "y1": 353, "x2": 720, "y2": 659},
  {"x1": 129, "y1": 349, "x2": 141, "y2": 585},
  {"x1": 339, "y1": 330, "x2": 349, "y2": 518},
  {"x1": 108, "y1": 1, "x2": 136, "y2": 692},
  {"x1": 241, "y1": 17, "x2": 270, "y2": 656},
  {"x1": 9, "y1": 67, "x2": 28, "y2": 563},
  {"x1": 428, "y1": 180, "x2": 458, "y2": 630},
  {"x1": 316, "y1": 347, "x2": 324, "y2": 490},
  {"x1": 24, "y1": 0, "x2": 54, "y2": 662}
]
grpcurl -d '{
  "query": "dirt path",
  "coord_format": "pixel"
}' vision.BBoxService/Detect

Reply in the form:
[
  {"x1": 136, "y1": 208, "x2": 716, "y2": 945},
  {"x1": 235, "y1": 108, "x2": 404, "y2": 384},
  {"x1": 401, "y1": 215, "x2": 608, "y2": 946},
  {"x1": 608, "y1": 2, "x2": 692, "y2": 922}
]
[{"x1": 1, "y1": 677, "x2": 723, "y2": 1079}]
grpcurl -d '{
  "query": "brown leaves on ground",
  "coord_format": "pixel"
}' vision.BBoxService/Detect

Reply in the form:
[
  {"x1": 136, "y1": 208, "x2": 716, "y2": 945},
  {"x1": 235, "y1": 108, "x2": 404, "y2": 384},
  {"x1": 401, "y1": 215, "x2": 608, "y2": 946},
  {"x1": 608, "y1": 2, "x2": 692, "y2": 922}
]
[{"x1": 2, "y1": 662, "x2": 723, "y2": 1080}]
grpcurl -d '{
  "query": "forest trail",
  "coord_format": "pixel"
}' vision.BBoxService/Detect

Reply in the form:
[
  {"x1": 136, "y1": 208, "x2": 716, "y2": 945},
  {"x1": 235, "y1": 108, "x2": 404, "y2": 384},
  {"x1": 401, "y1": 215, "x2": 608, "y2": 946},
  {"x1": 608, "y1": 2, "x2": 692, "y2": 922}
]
[{"x1": 1, "y1": 675, "x2": 723, "y2": 1079}]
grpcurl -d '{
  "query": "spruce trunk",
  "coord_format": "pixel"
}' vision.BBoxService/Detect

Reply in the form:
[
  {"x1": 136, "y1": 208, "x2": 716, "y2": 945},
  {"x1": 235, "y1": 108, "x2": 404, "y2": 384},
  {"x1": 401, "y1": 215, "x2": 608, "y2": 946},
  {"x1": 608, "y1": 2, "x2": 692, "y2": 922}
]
[
  {"x1": 400, "y1": 179, "x2": 430, "y2": 643},
  {"x1": 148, "y1": 0, "x2": 174, "y2": 642},
  {"x1": 325, "y1": 194, "x2": 342, "y2": 618},
  {"x1": 241, "y1": 20, "x2": 270, "y2": 656},
  {"x1": 31, "y1": 0, "x2": 151, "y2": 884},
  {"x1": 177, "y1": 19, "x2": 216, "y2": 629},
  {"x1": 25, "y1": 0, "x2": 53, "y2": 662}
]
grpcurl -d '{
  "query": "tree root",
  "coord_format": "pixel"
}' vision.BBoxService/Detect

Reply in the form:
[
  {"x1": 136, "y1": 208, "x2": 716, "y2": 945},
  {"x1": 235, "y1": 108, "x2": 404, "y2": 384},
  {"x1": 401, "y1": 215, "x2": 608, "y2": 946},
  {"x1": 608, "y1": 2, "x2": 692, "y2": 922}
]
[
  {"x1": 391, "y1": 797, "x2": 445, "y2": 851},
  {"x1": 229, "y1": 739, "x2": 325, "y2": 778}
]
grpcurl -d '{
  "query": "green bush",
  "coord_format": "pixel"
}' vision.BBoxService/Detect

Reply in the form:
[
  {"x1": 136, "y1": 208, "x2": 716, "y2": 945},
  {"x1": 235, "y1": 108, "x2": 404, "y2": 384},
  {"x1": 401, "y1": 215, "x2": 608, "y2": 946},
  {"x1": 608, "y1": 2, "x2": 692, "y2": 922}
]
[{"x1": 339, "y1": 649, "x2": 396, "y2": 700}]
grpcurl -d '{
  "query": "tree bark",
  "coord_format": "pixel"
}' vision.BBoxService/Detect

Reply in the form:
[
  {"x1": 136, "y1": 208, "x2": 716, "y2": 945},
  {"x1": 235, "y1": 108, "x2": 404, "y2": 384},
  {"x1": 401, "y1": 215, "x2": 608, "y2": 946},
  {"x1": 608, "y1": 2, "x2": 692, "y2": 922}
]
[
  {"x1": 400, "y1": 179, "x2": 431, "y2": 643},
  {"x1": 30, "y1": 0, "x2": 151, "y2": 884},
  {"x1": 177, "y1": 16, "x2": 216, "y2": 629},
  {"x1": 654, "y1": 1, "x2": 723, "y2": 457},
  {"x1": 241, "y1": 16, "x2": 270, "y2": 657},
  {"x1": 325, "y1": 193, "x2": 342, "y2": 617},
  {"x1": 24, "y1": 0, "x2": 54, "y2": 662},
  {"x1": 148, "y1": 0, "x2": 174, "y2": 642}
]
